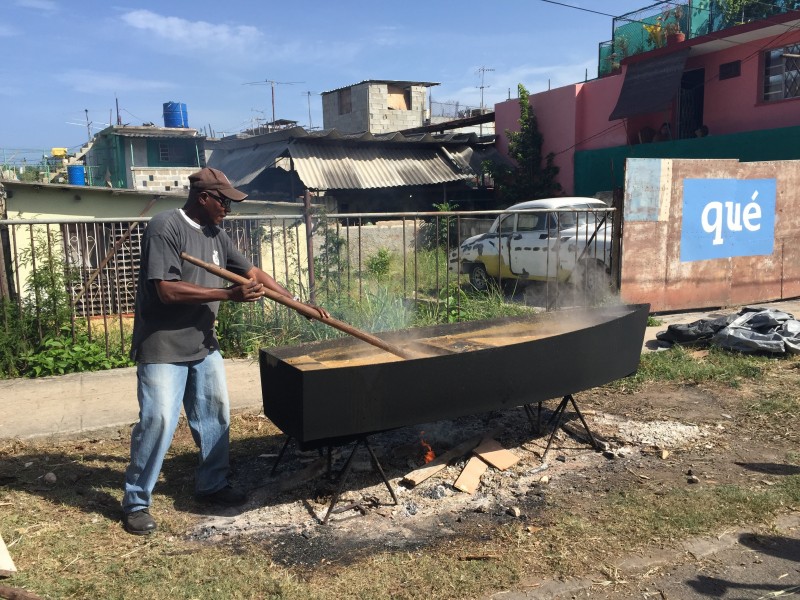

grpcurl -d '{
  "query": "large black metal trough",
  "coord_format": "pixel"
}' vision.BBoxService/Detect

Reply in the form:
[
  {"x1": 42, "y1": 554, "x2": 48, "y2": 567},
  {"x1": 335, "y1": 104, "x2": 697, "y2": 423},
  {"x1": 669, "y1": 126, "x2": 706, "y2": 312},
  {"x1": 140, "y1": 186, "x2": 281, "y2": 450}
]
[{"x1": 259, "y1": 303, "x2": 650, "y2": 447}]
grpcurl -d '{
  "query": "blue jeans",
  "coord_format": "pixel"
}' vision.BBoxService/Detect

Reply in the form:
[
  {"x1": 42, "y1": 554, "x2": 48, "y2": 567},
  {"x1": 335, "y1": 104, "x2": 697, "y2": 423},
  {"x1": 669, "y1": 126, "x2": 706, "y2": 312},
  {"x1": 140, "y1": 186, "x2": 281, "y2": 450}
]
[{"x1": 122, "y1": 351, "x2": 231, "y2": 513}]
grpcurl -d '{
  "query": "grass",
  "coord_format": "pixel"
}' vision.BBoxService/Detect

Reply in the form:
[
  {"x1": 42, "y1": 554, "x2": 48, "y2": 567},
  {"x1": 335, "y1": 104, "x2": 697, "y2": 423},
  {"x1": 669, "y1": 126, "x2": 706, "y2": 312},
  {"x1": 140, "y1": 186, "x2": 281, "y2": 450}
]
[
  {"x1": 2, "y1": 400, "x2": 799, "y2": 600},
  {"x1": 611, "y1": 344, "x2": 773, "y2": 391}
]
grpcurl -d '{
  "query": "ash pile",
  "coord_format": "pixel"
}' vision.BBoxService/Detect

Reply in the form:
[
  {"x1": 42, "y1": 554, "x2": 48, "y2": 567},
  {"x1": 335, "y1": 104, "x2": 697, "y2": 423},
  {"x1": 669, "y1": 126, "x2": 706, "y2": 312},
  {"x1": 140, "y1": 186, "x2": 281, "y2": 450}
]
[{"x1": 189, "y1": 402, "x2": 714, "y2": 565}]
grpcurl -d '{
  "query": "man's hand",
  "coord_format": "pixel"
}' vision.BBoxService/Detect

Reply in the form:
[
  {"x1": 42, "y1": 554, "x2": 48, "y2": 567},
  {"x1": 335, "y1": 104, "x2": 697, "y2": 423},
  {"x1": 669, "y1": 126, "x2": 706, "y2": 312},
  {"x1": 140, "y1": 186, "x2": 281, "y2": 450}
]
[
  {"x1": 289, "y1": 296, "x2": 330, "y2": 320},
  {"x1": 229, "y1": 279, "x2": 264, "y2": 303},
  {"x1": 306, "y1": 303, "x2": 330, "y2": 319}
]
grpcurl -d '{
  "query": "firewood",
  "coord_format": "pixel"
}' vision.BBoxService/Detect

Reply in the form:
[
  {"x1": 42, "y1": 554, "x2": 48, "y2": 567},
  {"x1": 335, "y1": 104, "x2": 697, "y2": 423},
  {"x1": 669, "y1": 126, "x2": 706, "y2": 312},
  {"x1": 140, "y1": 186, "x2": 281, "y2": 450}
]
[
  {"x1": 453, "y1": 456, "x2": 488, "y2": 494},
  {"x1": 560, "y1": 420, "x2": 610, "y2": 449},
  {"x1": 401, "y1": 429, "x2": 500, "y2": 487},
  {"x1": 0, "y1": 535, "x2": 16, "y2": 578},
  {"x1": 472, "y1": 438, "x2": 519, "y2": 471},
  {"x1": 0, "y1": 585, "x2": 44, "y2": 600}
]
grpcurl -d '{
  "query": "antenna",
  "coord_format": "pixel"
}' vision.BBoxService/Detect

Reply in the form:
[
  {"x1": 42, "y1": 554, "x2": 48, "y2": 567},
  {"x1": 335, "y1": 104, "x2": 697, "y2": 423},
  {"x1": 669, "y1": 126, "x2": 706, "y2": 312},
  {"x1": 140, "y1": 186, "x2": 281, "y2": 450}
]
[
  {"x1": 243, "y1": 79, "x2": 304, "y2": 129},
  {"x1": 476, "y1": 66, "x2": 494, "y2": 137},
  {"x1": 302, "y1": 91, "x2": 317, "y2": 129}
]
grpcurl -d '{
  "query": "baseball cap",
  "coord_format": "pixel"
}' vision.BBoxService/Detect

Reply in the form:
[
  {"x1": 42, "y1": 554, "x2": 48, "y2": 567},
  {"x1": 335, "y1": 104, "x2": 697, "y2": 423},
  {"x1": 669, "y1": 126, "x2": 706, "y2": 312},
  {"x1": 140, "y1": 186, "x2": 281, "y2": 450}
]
[{"x1": 188, "y1": 167, "x2": 247, "y2": 201}]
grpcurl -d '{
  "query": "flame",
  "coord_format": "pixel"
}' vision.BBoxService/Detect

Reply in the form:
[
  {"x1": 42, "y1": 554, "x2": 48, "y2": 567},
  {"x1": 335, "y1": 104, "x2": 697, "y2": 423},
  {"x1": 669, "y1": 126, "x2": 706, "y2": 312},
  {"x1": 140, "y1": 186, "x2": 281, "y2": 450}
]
[{"x1": 419, "y1": 433, "x2": 435, "y2": 464}]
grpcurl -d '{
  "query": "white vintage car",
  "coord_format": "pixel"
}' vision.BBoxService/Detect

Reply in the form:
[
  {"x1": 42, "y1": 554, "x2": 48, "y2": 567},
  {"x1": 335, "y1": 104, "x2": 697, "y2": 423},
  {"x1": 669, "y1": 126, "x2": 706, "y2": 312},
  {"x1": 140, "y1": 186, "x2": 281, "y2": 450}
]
[{"x1": 448, "y1": 197, "x2": 614, "y2": 294}]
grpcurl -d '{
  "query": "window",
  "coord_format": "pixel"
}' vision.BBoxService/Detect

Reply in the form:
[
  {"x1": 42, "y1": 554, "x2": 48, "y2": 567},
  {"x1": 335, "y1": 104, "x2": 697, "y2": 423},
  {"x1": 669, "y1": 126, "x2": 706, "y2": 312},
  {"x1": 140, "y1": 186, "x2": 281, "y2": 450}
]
[
  {"x1": 387, "y1": 85, "x2": 410, "y2": 110},
  {"x1": 719, "y1": 60, "x2": 741, "y2": 80},
  {"x1": 158, "y1": 143, "x2": 170, "y2": 162},
  {"x1": 338, "y1": 88, "x2": 352, "y2": 115},
  {"x1": 64, "y1": 222, "x2": 144, "y2": 317},
  {"x1": 763, "y1": 43, "x2": 800, "y2": 102}
]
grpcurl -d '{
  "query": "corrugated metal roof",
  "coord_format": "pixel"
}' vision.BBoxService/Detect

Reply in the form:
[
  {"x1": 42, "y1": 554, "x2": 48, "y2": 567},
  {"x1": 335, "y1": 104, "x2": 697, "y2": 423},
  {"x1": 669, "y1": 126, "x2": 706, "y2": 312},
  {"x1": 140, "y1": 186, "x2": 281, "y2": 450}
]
[
  {"x1": 288, "y1": 141, "x2": 469, "y2": 191},
  {"x1": 100, "y1": 125, "x2": 201, "y2": 139},
  {"x1": 207, "y1": 142, "x2": 289, "y2": 187},
  {"x1": 321, "y1": 80, "x2": 440, "y2": 95}
]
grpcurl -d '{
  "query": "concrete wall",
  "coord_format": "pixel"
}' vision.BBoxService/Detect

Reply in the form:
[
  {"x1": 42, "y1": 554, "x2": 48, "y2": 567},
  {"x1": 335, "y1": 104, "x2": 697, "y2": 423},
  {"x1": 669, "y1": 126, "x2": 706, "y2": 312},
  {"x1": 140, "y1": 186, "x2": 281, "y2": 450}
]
[
  {"x1": 131, "y1": 167, "x2": 196, "y2": 193},
  {"x1": 620, "y1": 158, "x2": 800, "y2": 312},
  {"x1": 322, "y1": 83, "x2": 428, "y2": 133},
  {"x1": 0, "y1": 181, "x2": 307, "y2": 302}
]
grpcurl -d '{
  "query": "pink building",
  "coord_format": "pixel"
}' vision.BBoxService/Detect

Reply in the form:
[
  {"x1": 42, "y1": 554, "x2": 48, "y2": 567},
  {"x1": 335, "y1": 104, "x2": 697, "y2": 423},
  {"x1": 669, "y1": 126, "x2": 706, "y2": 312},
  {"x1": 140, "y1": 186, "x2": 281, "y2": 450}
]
[{"x1": 495, "y1": 7, "x2": 800, "y2": 195}]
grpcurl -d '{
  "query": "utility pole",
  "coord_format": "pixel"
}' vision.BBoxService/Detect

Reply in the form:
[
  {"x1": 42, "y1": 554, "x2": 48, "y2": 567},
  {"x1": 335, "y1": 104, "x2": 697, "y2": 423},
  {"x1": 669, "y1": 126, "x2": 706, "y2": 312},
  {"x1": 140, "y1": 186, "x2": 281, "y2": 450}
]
[
  {"x1": 84, "y1": 109, "x2": 92, "y2": 142},
  {"x1": 243, "y1": 79, "x2": 304, "y2": 130},
  {"x1": 476, "y1": 66, "x2": 494, "y2": 137}
]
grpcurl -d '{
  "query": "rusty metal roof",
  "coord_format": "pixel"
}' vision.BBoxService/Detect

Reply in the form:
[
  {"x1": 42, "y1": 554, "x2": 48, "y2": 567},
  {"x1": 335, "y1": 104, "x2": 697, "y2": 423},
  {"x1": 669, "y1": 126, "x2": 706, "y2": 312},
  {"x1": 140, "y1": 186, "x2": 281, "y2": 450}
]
[
  {"x1": 287, "y1": 141, "x2": 470, "y2": 191},
  {"x1": 206, "y1": 127, "x2": 483, "y2": 191}
]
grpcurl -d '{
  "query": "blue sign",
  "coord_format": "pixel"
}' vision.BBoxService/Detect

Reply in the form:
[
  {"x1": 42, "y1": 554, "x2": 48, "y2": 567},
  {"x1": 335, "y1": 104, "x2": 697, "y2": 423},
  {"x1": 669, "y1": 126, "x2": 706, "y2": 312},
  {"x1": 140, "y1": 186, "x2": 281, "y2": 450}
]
[{"x1": 680, "y1": 179, "x2": 776, "y2": 263}]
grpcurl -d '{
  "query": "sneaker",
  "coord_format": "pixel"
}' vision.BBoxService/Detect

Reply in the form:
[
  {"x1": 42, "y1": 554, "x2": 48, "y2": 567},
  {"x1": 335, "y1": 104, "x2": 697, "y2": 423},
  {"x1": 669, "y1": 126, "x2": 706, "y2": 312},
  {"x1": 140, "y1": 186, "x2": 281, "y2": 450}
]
[
  {"x1": 195, "y1": 484, "x2": 247, "y2": 507},
  {"x1": 123, "y1": 509, "x2": 157, "y2": 535}
]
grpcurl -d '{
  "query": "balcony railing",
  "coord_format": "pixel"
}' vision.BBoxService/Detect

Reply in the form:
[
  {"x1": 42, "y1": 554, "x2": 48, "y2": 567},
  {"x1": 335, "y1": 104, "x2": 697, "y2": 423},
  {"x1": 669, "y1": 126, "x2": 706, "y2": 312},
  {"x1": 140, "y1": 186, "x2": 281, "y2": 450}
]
[{"x1": 598, "y1": 0, "x2": 799, "y2": 77}]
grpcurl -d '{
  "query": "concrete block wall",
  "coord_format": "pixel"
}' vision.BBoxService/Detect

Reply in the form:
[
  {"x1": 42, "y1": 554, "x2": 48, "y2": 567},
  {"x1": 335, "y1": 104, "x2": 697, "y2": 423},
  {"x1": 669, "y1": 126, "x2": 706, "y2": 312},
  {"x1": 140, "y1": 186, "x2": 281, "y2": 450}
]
[
  {"x1": 368, "y1": 84, "x2": 426, "y2": 134},
  {"x1": 132, "y1": 167, "x2": 196, "y2": 193},
  {"x1": 311, "y1": 219, "x2": 421, "y2": 267},
  {"x1": 323, "y1": 83, "x2": 427, "y2": 133}
]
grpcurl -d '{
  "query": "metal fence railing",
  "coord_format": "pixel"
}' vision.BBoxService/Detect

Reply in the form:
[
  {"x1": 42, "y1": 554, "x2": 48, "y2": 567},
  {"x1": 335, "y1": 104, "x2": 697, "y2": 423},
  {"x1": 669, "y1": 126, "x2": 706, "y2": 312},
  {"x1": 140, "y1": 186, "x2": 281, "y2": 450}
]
[{"x1": 0, "y1": 206, "x2": 618, "y2": 357}]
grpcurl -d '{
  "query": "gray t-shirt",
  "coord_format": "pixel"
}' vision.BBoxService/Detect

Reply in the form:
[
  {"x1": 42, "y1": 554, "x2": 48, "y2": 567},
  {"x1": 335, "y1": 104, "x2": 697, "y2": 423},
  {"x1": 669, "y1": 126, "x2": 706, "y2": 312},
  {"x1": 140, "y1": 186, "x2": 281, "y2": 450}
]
[{"x1": 130, "y1": 209, "x2": 252, "y2": 363}]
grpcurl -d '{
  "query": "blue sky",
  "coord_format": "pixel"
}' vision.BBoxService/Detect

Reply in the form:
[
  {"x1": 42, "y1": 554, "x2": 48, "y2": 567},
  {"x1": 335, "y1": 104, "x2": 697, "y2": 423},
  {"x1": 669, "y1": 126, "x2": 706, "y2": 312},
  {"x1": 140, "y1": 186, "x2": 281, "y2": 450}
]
[{"x1": 1, "y1": 0, "x2": 654, "y2": 155}]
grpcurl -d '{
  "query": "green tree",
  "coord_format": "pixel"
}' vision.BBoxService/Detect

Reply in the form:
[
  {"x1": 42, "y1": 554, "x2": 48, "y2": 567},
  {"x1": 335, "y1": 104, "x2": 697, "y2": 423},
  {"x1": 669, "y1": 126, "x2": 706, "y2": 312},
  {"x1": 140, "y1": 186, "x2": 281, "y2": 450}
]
[
  {"x1": 485, "y1": 83, "x2": 561, "y2": 204},
  {"x1": 718, "y1": 0, "x2": 800, "y2": 24}
]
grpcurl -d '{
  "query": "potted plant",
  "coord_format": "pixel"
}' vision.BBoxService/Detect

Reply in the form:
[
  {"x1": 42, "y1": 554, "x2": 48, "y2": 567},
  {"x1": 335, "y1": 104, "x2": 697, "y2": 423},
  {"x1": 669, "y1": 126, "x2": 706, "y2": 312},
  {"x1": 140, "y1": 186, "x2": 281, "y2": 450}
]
[
  {"x1": 643, "y1": 17, "x2": 665, "y2": 49},
  {"x1": 664, "y1": 6, "x2": 686, "y2": 45}
]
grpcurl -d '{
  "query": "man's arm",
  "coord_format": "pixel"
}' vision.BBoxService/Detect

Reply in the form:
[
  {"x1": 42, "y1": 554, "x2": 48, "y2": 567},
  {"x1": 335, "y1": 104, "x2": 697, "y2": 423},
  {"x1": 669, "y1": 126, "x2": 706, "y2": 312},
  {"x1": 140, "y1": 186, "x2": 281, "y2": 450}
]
[
  {"x1": 244, "y1": 266, "x2": 330, "y2": 319},
  {"x1": 155, "y1": 278, "x2": 263, "y2": 304}
]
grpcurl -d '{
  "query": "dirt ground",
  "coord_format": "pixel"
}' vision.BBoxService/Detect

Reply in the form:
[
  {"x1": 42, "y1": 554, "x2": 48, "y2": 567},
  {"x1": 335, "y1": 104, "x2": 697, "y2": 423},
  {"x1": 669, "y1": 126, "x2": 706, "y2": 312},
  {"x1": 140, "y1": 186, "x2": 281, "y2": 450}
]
[
  {"x1": 1, "y1": 351, "x2": 797, "y2": 599},
  {"x1": 178, "y1": 355, "x2": 798, "y2": 599}
]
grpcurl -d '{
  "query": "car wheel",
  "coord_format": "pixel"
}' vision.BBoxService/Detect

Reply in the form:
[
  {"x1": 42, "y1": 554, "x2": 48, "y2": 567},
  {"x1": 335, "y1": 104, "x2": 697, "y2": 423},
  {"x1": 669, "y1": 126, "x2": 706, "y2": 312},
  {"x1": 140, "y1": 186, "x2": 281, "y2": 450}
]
[{"x1": 469, "y1": 264, "x2": 492, "y2": 291}]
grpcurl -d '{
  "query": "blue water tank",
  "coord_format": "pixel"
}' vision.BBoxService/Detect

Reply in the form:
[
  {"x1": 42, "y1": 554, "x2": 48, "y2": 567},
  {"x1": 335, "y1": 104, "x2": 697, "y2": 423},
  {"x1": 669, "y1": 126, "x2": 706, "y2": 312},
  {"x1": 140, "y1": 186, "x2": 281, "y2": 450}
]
[
  {"x1": 67, "y1": 164, "x2": 86, "y2": 186},
  {"x1": 163, "y1": 101, "x2": 189, "y2": 128}
]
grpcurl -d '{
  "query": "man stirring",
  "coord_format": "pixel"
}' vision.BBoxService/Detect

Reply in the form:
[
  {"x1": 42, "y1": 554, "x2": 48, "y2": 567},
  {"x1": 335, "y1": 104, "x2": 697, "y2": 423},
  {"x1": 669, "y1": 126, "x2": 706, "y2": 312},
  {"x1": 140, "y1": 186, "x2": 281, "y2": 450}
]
[{"x1": 122, "y1": 167, "x2": 327, "y2": 535}]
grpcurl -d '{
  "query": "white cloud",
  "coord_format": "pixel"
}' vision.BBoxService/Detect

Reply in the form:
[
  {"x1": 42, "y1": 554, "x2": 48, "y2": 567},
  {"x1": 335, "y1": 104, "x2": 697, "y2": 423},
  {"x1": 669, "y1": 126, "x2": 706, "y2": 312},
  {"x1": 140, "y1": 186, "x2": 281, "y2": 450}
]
[
  {"x1": 55, "y1": 69, "x2": 173, "y2": 94},
  {"x1": 14, "y1": 0, "x2": 58, "y2": 12},
  {"x1": 120, "y1": 10, "x2": 263, "y2": 56}
]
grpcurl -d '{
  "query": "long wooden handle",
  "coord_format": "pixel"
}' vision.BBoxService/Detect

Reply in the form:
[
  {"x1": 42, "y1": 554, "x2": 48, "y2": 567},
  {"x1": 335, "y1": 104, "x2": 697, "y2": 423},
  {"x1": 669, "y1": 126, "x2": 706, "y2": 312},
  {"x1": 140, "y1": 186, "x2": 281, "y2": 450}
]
[{"x1": 180, "y1": 252, "x2": 418, "y2": 360}]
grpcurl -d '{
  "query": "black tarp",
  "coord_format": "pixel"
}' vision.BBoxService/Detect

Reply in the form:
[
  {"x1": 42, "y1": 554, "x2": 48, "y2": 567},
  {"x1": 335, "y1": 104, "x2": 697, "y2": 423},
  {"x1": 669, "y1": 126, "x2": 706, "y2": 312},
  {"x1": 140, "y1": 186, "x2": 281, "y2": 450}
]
[
  {"x1": 656, "y1": 306, "x2": 800, "y2": 355},
  {"x1": 609, "y1": 48, "x2": 691, "y2": 121}
]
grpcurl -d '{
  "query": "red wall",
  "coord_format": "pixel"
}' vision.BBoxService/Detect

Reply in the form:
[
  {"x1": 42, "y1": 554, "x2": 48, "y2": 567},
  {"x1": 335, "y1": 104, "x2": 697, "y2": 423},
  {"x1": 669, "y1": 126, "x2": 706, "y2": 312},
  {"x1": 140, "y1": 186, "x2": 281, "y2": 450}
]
[
  {"x1": 495, "y1": 21, "x2": 800, "y2": 195},
  {"x1": 688, "y1": 32, "x2": 800, "y2": 136}
]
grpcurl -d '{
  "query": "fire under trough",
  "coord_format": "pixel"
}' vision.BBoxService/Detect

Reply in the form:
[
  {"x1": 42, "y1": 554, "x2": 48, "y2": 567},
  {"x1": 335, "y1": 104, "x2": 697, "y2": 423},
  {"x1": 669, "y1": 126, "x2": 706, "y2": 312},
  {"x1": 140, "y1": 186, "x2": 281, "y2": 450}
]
[{"x1": 259, "y1": 303, "x2": 650, "y2": 522}]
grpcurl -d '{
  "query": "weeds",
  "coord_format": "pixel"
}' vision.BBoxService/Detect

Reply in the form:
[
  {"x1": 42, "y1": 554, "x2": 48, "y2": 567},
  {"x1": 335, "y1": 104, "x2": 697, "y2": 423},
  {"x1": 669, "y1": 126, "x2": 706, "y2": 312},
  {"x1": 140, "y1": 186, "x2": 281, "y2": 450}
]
[{"x1": 613, "y1": 345, "x2": 770, "y2": 391}]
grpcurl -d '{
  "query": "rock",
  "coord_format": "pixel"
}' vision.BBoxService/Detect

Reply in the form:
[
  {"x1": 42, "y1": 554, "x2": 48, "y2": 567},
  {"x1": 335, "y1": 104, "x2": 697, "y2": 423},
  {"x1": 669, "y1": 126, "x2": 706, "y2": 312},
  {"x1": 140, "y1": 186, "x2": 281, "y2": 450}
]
[
  {"x1": 556, "y1": 455, "x2": 567, "y2": 463},
  {"x1": 603, "y1": 450, "x2": 616, "y2": 459},
  {"x1": 688, "y1": 475, "x2": 700, "y2": 484},
  {"x1": 506, "y1": 506, "x2": 521, "y2": 518},
  {"x1": 43, "y1": 472, "x2": 57, "y2": 484},
  {"x1": 660, "y1": 449, "x2": 670, "y2": 460},
  {"x1": 539, "y1": 475, "x2": 550, "y2": 484}
]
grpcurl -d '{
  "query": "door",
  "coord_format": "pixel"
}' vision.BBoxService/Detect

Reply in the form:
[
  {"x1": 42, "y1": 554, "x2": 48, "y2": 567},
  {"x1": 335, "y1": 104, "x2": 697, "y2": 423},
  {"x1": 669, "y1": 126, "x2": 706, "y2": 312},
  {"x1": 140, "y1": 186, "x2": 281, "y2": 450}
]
[
  {"x1": 508, "y1": 211, "x2": 559, "y2": 279},
  {"x1": 678, "y1": 68, "x2": 705, "y2": 139}
]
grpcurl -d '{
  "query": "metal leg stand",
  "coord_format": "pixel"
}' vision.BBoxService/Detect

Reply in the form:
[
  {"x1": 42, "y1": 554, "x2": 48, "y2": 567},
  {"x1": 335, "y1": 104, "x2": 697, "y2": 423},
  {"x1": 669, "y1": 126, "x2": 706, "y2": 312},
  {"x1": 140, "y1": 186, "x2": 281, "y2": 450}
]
[
  {"x1": 270, "y1": 436, "x2": 293, "y2": 476},
  {"x1": 523, "y1": 401, "x2": 543, "y2": 434},
  {"x1": 321, "y1": 436, "x2": 398, "y2": 525},
  {"x1": 541, "y1": 394, "x2": 600, "y2": 461},
  {"x1": 270, "y1": 436, "x2": 326, "y2": 477}
]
